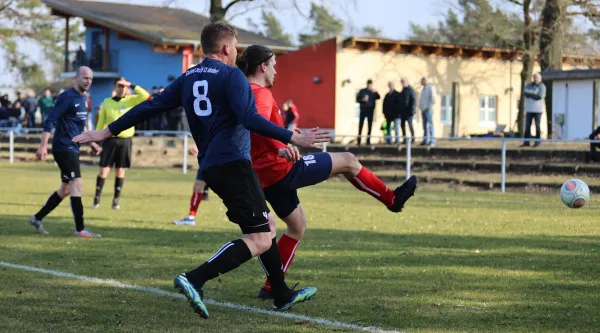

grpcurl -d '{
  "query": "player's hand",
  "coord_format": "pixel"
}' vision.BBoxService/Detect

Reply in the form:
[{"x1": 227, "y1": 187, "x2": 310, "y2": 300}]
[
  {"x1": 90, "y1": 142, "x2": 102, "y2": 156},
  {"x1": 278, "y1": 146, "x2": 301, "y2": 162},
  {"x1": 290, "y1": 127, "x2": 330, "y2": 149},
  {"x1": 73, "y1": 128, "x2": 112, "y2": 144},
  {"x1": 36, "y1": 145, "x2": 48, "y2": 160},
  {"x1": 189, "y1": 146, "x2": 199, "y2": 155}
]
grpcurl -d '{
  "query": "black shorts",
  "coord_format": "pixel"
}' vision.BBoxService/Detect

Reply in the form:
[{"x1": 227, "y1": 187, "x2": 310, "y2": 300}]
[
  {"x1": 203, "y1": 159, "x2": 270, "y2": 234},
  {"x1": 99, "y1": 138, "x2": 132, "y2": 168},
  {"x1": 264, "y1": 152, "x2": 332, "y2": 219},
  {"x1": 52, "y1": 150, "x2": 81, "y2": 183}
]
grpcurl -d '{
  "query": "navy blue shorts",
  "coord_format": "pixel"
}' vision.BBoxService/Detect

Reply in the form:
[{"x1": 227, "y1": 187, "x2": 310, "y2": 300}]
[{"x1": 263, "y1": 152, "x2": 332, "y2": 219}]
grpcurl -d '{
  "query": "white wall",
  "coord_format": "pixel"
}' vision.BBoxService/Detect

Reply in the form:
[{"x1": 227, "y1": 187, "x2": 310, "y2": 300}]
[{"x1": 552, "y1": 79, "x2": 596, "y2": 139}]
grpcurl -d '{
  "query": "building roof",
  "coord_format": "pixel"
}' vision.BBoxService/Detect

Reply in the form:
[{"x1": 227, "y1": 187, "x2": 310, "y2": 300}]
[
  {"x1": 541, "y1": 69, "x2": 600, "y2": 81},
  {"x1": 43, "y1": 0, "x2": 296, "y2": 52},
  {"x1": 342, "y1": 37, "x2": 600, "y2": 66}
]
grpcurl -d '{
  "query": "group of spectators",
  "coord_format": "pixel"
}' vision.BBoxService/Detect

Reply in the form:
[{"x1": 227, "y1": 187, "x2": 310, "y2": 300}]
[
  {"x1": 357, "y1": 77, "x2": 436, "y2": 146},
  {"x1": 0, "y1": 90, "x2": 65, "y2": 132}
]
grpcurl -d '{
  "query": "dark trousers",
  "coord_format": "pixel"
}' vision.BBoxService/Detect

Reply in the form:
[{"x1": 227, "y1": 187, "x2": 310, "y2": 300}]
[
  {"x1": 400, "y1": 115, "x2": 415, "y2": 141},
  {"x1": 523, "y1": 113, "x2": 542, "y2": 146},
  {"x1": 168, "y1": 116, "x2": 183, "y2": 132},
  {"x1": 357, "y1": 108, "x2": 374, "y2": 145},
  {"x1": 589, "y1": 143, "x2": 600, "y2": 162},
  {"x1": 27, "y1": 112, "x2": 36, "y2": 128}
]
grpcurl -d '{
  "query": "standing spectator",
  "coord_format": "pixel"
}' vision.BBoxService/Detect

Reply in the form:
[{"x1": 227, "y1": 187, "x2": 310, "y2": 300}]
[
  {"x1": 285, "y1": 99, "x2": 300, "y2": 131},
  {"x1": 587, "y1": 126, "x2": 600, "y2": 163},
  {"x1": 15, "y1": 91, "x2": 24, "y2": 106},
  {"x1": 356, "y1": 79, "x2": 380, "y2": 145},
  {"x1": 152, "y1": 86, "x2": 167, "y2": 131},
  {"x1": 22, "y1": 90, "x2": 38, "y2": 128},
  {"x1": 521, "y1": 73, "x2": 546, "y2": 147},
  {"x1": 382, "y1": 81, "x2": 400, "y2": 144},
  {"x1": 38, "y1": 89, "x2": 55, "y2": 125},
  {"x1": 398, "y1": 77, "x2": 417, "y2": 144},
  {"x1": 419, "y1": 77, "x2": 437, "y2": 146},
  {"x1": 151, "y1": 86, "x2": 159, "y2": 96},
  {"x1": 93, "y1": 77, "x2": 150, "y2": 210},
  {"x1": 0, "y1": 94, "x2": 10, "y2": 108},
  {"x1": 168, "y1": 106, "x2": 185, "y2": 132}
]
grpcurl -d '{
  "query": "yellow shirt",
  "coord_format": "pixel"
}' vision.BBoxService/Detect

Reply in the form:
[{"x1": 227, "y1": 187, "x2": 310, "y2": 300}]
[{"x1": 96, "y1": 86, "x2": 150, "y2": 138}]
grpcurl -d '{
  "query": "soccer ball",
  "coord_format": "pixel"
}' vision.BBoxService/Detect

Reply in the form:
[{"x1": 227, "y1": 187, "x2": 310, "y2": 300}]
[{"x1": 560, "y1": 179, "x2": 590, "y2": 208}]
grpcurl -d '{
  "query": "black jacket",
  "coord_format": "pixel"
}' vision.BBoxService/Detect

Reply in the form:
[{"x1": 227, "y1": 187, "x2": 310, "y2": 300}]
[
  {"x1": 589, "y1": 126, "x2": 600, "y2": 140},
  {"x1": 382, "y1": 90, "x2": 400, "y2": 119},
  {"x1": 398, "y1": 85, "x2": 417, "y2": 117},
  {"x1": 356, "y1": 88, "x2": 380, "y2": 111}
]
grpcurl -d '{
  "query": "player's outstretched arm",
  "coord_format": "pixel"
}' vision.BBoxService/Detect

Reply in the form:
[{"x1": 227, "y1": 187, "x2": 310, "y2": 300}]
[{"x1": 227, "y1": 70, "x2": 330, "y2": 148}]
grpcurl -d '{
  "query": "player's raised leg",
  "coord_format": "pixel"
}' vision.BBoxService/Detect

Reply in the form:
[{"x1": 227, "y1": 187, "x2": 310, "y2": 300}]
[
  {"x1": 173, "y1": 178, "x2": 206, "y2": 226},
  {"x1": 329, "y1": 152, "x2": 417, "y2": 212}
]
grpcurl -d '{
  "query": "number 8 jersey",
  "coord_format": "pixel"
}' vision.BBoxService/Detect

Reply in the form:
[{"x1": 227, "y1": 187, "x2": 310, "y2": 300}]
[{"x1": 107, "y1": 57, "x2": 293, "y2": 172}]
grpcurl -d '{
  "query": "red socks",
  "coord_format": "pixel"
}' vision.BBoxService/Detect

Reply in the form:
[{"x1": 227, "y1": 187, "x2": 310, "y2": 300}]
[
  {"x1": 263, "y1": 234, "x2": 300, "y2": 292},
  {"x1": 189, "y1": 192, "x2": 203, "y2": 217},
  {"x1": 348, "y1": 167, "x2": 394, "y2": 207}
]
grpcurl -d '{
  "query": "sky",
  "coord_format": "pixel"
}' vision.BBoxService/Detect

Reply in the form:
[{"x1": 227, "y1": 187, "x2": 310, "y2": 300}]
[{"x1": 0, "y1": 0, "x2": 443, "y2": 87}]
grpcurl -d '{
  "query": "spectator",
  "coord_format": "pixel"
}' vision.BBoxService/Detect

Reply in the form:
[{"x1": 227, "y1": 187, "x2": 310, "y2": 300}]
[
  {"x1": 74, "y1": 46, "x2": 86, "y2": 70},
  {"x1": 284, "y1": 99, "x2": 300, "y2": 131},
  {"x1": 382, "y1": 81, "x2": 400, "y2": 144},
  {"x1": 0, "y1": 94, "x2": 10, "y2": 108},
  {"x1": 419, "y1": 77, "x2": 437, "y2": 146},
  {"x1": 587, "y1": 126, "x2": 600, "y2": 163},
  {"x1": 15, "y1": 91, "x2": 24, "y2": 106},
  {"x1": 152, "y1": 86, "x2": 167, "y2": 131},
  {"x1": 0, "y1": 103, "x2": 24, "y2": 133},
  {"x1": 399, "y1": 77, "x2": 417, "y2": 144},
  {"x1": 521, "y1": 73, "x2": 546, "y2": 147},
  {"x1": 356, "y1": 79, "x2": 380, "y2": 145},
  {"x1": 151, "y1": 86, "x2": 159, "y2": 96},
  {"x1": 90, "y1": 44, "x2": 103, "y2": 70},
  {"x1": 168, "y1": 106, "x2": 185, "y2": 132},
  {"x1": 22, "y1": 90, "x2": 38, "y2": 128},
  {"x1": 38, "y1": 89, "x2": 55, "y2": 125}
]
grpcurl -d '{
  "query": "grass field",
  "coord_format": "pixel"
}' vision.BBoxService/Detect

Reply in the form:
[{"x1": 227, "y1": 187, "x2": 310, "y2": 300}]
[{"x1": 1, "y1": 162, "x2": 599, "y2": 333}]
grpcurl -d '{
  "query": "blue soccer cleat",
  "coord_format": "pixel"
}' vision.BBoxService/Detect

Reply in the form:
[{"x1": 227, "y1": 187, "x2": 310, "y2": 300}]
[
  {"x1": 274, "y1": 286, "x2": 317, "y2": 311},
  {"x1": 174, "y1": 273, "x2": 209, "y2": 319}
]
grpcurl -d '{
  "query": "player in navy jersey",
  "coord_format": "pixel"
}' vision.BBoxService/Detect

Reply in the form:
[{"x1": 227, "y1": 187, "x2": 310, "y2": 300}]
[
  {"x1": 73, "y1": 22, "x2": 330, "y2": 318},
  {"x1": 30, "y1": 66, "x2": 102, "y2": 238}
]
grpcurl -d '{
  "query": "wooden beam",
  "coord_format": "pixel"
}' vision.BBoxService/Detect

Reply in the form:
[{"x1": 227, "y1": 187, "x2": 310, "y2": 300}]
[
  {"x1": 367, "y1": 41, "x2": 380, "y2": 51},
  {"x1": 408, "y1": 45, "x2": 422, "y2": 55},
  {"x1": 103, "y1": 28, "x2": 109, "y2": 71},
  {"x1": 83, "y1": 20, "x2": 102, "y2": 29},
  {"x1": 51, "y1": 8, "x2": 70, "y2": 18},
  {"x1": 116, "y1": 31, "x2": 139, "y2": 40},
  {"x1": 152, "y1": 45, "x2": 179, "y2": 54},
  {"x1": 388, "y1": 43, "x2": 401, "y2": 53}
]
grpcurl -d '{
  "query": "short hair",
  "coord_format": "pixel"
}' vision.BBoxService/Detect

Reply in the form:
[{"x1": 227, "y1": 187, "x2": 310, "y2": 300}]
[
  {"x1": 114, "y1": 77, "x2": 126, "y2": 86},
  {"x1": 159, "y1": 86, "x2": 164, "y2": 89},
  {"x1": 236, "y1": 44, "x2": 274, "y2": 76},
  {"x1": 201, "y1": 21, "x2": 238, "y2": 55},
  {"x1": 366, "y1": 79, "x2": 373, "y2": 85},
  {"x1": 152, "y1": 86, "x2": 157, "y2": 90}
]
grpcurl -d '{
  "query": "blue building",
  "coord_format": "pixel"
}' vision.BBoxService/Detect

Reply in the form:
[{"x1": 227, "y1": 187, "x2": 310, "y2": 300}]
[{"x1": 43, "y1": 0, "x2": 295, "y2": 122}]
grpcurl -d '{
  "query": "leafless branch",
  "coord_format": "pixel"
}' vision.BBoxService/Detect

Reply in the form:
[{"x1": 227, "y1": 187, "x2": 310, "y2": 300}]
[
  {"x1": 0, "y1": 0, "x2": 16, "y2": 13},
  {"x1": 506, "y1": 0, "x2": 524, "y2": 6},
  {"x1": 223, "y1": 0, "x2": 254, "y2": 13}
]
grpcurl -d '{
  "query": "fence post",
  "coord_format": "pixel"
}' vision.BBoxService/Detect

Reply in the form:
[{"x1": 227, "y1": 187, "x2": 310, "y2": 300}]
[
  {"x1": 500, "y1": 139, "x2": 506, "y2": 193},
  {"x1": 9, "y1": 130, "x2": 14, "y2": 164},
  {"x1": 406, "y1": 136, "x2": 411, "y2": 180},
  {"x1": 182, "y1": 133, "x2": 188, "y2": 175}
]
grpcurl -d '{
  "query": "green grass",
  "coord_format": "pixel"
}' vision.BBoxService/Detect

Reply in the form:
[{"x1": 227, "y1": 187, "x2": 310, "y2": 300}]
[{"x1": 1, "y1": 163, "x2": 599, "y2": 333}]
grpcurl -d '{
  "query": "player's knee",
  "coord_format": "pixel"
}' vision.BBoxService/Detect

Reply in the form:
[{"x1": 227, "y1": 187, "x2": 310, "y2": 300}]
[
  {"x1": 193, "y1": 180, "x2": 206, "y2": 193},
  {"x1": 255, "y1": 235, "x2": 273, "y2": 254},
  {"x1": 343, "y1": 152, "x2": 361, "y2": 173}
]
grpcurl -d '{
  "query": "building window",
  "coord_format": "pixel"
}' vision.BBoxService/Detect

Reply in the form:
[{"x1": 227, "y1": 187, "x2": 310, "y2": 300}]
[
  {"x1": 441, "y1": 94, "x2": 452, "y2": 125},
  {"x1": 479, "y1": 96, "x2": 497, "y2": 125}
]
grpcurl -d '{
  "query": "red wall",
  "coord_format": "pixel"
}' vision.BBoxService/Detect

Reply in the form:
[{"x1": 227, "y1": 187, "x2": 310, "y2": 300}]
[{"x1": 271, "y1": 38, "x2": 337, "y2": 129}]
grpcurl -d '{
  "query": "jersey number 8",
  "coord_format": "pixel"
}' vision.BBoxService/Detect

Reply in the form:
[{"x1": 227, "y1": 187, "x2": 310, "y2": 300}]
[{"x1": 193, "y1": 80, "x2": 212, "y2": 116}]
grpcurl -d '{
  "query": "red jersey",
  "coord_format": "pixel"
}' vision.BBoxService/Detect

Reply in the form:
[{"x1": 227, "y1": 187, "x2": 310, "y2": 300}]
[{"x1": 250, "y1": 83, "x2": 294, "y2": 188}]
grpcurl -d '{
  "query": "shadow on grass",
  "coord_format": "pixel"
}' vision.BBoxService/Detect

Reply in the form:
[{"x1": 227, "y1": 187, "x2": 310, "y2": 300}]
[{"x1": 1, "y1": 214, "x2": 600, "y2": 332}]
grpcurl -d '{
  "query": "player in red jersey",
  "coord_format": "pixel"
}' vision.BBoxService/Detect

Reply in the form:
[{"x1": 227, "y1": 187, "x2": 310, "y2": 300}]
[{"x1": 236, "y1": 45, "x2": 417, "y2": 299}]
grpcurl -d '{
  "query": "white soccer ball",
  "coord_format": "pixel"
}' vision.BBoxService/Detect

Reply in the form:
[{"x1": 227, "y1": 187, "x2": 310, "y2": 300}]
[{"x1": 560, "y1": 179, "x2": 590, "y2": 208}]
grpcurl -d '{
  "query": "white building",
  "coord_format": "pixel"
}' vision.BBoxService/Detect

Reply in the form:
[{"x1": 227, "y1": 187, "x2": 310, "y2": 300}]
[{"x1": 543, "y1": 69, "x2": 600, "y2": 139}]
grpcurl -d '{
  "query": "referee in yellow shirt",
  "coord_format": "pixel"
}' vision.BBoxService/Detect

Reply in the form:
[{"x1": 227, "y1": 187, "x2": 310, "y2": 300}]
[{"x1": 92, "y1": 77, "x2": 150, "y2": 209}]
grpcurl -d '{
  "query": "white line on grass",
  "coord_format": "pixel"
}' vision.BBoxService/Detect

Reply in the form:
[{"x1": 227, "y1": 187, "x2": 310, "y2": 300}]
[{"x1": 0, "y1": 261, "x2": 402, "y2": 333}]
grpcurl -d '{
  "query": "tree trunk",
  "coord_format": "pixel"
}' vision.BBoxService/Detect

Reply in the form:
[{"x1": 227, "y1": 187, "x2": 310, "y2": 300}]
[
  {"x1": 210, "y1": 0, "x2": 226, "y2": 22},
  {"x1": 539, "y1": 0, "x2": 565, "y2": 138},
  {"x1": 517, "y1": 0, "x2": 537, "y2": 136}
]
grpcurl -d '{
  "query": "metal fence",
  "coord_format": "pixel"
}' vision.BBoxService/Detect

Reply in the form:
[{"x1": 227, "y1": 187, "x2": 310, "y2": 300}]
[{"x1": 2, "y1": 127, "x2": 598, "y2": 192}]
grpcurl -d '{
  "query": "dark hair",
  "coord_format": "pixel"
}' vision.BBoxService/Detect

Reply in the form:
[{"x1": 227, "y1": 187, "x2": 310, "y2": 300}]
[
  {"x1": 236, "y1": 45, "x2": 274, "y2": 76},
  {"x1": 114, "y1": 77, "x2": 126, "y2": 86},
  {"x1": 159, "y1": 86, "x2": 164, "y2": 89},
  {"x1": 367, "y1": 79, "x2": 373, "y2": 85},
  {"x1": 152, "y1": 86, "x2": 157, "y2": 90},
  {"x1": 201, "y1": 21, "x2": 238, "y2": 54}
]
